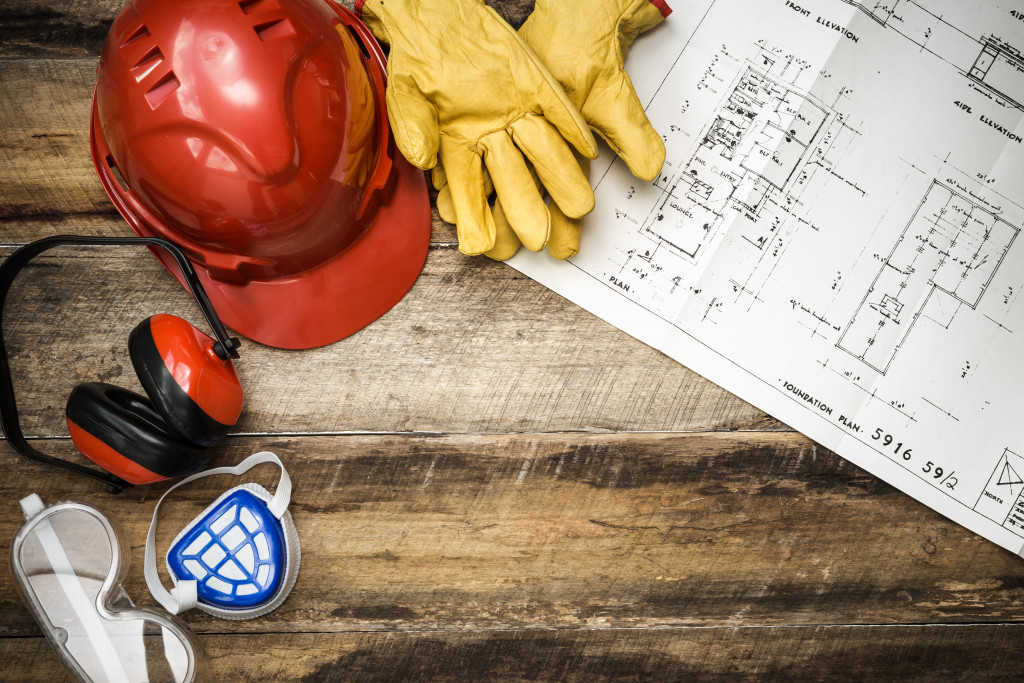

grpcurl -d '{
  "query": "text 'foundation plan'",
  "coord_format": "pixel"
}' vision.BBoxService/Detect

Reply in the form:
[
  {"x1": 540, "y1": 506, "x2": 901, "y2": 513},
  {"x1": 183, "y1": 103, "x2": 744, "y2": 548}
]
[{"x1": 509, "y1": 0, "x2": 1024, "y2": 554}]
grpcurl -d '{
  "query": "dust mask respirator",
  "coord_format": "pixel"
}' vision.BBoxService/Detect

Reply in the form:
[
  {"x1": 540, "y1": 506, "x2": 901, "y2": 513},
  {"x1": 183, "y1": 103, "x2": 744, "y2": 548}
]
[{"x1": 145, "y1": 451, "x2": 300, "y2": 620}]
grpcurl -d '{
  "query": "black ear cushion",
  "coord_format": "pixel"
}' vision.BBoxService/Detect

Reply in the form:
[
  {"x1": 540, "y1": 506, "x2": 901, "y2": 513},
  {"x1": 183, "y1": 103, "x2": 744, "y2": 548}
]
[
  {"x1": 66, "y1": 382, "x2": 210, "y2": 479},
  {"x1": 128, "y1": 317, "x2": 233, "y2": 447}
]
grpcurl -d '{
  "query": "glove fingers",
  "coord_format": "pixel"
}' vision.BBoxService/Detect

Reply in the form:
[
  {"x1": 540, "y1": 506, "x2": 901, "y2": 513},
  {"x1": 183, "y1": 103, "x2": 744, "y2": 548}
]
[
  {"x1": 440, "y1": 139, "x2": 496, "y2": 255},
  {"x1": 488, "y1": 157, "x2": 540, "y2": 260},
  {"x1": 520, "y1": 54, "x2": 598, "y2": 160},
  {"x1": 486, "y1": 198, "x2": 525, "y2": 261},
  {"x1": 434, "y1": 164, "x2": 495, "y2": 226},
  {"x1": 480, "y1": 132, "x2": 550, "y2": 252},
  {"x1": 431, "y1": 166, "x2": 456, "y2": 224},
  {"x1": 547, "y1": 156, "x2": 590, "y2": 260},
  {"x1": 547, "y1": 203, "x2": 583, "y2": 260},
  {"x1": 585, "y1": 76, "x2": 666, "y2": 181},
  {"x1": 433, "y1": 163, "x2": 494, "y2": 196},
  {"x1": 436, "y1": 185, "x2": 457, "y2": 225},
  {"x1": 431, "y1": 164, "x2": 447, "y2": 192},
  {"x1": 510, "y1": 115, "x2": 594, "y2": 220}
]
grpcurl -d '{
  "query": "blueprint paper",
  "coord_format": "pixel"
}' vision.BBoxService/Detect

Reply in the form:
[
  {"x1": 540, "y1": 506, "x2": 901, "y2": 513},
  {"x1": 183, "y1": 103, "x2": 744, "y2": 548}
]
[{"x1": 508, "y1": 0, "x2": 1024, "y2": 554}]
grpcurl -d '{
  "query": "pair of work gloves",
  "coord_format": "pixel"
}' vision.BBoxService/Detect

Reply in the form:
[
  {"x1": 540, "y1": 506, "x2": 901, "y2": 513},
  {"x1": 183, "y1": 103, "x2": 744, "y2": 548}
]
[{"x1": 356, "y1": 0, "x2": 672, "y2": 260}]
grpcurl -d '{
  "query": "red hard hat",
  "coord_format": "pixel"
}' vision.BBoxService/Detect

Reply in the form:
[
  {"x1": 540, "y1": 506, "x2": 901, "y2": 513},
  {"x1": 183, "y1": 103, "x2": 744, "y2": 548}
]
[{"x1": 90, "y1": 0, "x2": 430, "y2": 349}]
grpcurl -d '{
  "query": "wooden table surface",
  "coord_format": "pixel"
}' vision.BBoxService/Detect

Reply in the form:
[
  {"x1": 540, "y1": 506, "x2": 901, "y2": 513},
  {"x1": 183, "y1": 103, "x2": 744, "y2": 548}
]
[{"x1": 2, "y1": 0, "x2": 1023, "y2": 680}]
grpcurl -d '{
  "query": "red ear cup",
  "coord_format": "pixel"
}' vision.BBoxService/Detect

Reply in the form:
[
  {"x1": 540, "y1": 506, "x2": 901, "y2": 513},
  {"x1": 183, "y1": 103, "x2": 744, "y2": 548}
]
[
  {"x1": 129, "y1": 314, "x2": 243, "y2": 447},
  {"x1": 63, "y1": 315, "x2": 243, "y2": 486},
  {"x1": 0, "y1": 235, "x2": 243, "y2": 492},
  {"x1": 65, "y1": 383, "x2": 210, "y2": 485}
]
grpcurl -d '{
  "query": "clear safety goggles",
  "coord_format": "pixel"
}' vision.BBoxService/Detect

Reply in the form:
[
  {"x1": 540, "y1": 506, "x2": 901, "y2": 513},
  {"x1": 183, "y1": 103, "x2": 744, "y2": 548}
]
[{"x1": 11, "y1": 494, "x2": 201, "y2": 683}]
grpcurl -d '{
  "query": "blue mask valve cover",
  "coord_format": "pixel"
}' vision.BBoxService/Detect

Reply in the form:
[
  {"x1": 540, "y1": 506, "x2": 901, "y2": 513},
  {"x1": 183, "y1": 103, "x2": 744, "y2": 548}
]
[{"x1": 167, "y1": 488, "x2": 285, "y2": 609}]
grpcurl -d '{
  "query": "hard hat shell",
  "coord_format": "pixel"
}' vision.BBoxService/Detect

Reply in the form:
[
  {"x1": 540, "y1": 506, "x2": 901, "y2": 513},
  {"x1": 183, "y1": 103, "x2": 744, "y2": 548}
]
[{"x1": 91, "y1": 0, "x2": 429, "y2": 349}]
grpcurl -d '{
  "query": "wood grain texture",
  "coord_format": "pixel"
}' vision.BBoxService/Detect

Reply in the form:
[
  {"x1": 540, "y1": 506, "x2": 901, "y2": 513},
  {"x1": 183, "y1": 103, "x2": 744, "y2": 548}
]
[
  {"x1": 0, "y1": 60, "x2": 111, "y2": 221},
  {"x1": 5, "y1": 624, "x2": 1024, "y2": 682},
  {"x1": 0, "y1": 1, "x2": 533, "y2": 57},
  {"x1": 3, "y1": 434, "x2": 1022, "y2": 639},
  {"x1": 0, "y1": 0, "x2": 119, "y2": 58},
  {"x1": 0, "y1": 245, "x2": 774, "y2": 435}
]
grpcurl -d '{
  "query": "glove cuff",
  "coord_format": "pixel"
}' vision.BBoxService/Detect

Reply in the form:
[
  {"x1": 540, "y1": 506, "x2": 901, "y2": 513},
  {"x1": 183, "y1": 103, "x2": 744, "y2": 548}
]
[{"x1": 649, "y1": 0, "x2": 673, "y2": 18}]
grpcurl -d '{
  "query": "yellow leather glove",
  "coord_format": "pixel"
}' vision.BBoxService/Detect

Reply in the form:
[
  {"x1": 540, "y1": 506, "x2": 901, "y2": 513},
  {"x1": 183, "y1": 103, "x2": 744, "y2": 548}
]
[
  {"x1": 435, "y1": 0, "x2": 671, "y2": 260},
  {"x1": 355, "y1": 0, "x2": 598, "y2": 255}
]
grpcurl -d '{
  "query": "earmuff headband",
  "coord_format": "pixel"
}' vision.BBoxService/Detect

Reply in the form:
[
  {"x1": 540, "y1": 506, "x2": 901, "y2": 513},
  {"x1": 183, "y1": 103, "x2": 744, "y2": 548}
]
[{"x1": 0, "y1": 235, "x2": 242, "y2": 492}]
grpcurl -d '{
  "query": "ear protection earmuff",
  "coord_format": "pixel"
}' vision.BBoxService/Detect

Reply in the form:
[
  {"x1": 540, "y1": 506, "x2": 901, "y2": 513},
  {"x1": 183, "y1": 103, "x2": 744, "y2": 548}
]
[{"x1": 0, "y1": 235, "x2": 243, "y2": 493}]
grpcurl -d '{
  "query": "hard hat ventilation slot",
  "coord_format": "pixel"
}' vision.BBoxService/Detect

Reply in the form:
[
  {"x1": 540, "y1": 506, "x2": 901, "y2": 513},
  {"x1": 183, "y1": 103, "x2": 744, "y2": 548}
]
[
  {"x1": 145, "y1": 72, "x2": 180, "y2": 110},
  {"x1": 253, "y1": 18, "x2": 295, "y2": 41},
  {"x1": 121, "y1": 24, "x2": 150, "y2": 48},
  {"x1": 131, "y1": 46, "x2": 164, "y2": 82},
  {"x1": 238, "y1": 0, "x2": 279, "y2": 14}
]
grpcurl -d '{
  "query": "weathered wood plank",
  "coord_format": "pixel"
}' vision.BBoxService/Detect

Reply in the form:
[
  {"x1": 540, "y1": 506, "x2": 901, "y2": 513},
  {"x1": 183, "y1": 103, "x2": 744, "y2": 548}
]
[
  {"x1": 0, "y1": 245, "x2": 775, "y2": 434},
  {"x1": 4, "y1": 624, "x2": 1024, "y2": 682},
  {"x1": 0, "y1": 60, "x2": 110, "y2": 221},
  {"x1": 2, "y1": 433, "x2": 1022, "y2": 637},
  {"x1": 0, "y1": 1, "x2": 533, "y2": 58},
  {"x1": 0, "y1": 0, "x2": 118, "y2": 58}
]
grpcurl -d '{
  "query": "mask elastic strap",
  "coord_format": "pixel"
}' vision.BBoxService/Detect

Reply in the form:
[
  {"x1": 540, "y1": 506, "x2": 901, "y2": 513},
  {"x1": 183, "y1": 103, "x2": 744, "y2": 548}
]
[{"x1": 144, "y1": 451, "x2": 292, "y2": 614}]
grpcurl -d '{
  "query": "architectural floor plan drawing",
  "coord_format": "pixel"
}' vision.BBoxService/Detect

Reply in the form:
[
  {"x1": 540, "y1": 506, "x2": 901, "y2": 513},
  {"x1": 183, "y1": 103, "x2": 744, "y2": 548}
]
[
  {"x1": 843, "y1": 0, "x2": 1024, "y2": 112},
  {"x1": 838, "y1": 181, "x2": 1019, "y2": 374},
  {"x1": 510, "y1": 0, "x2": 1024, "y2": 554},
  {"x1": 642, "y1": 57, "x2": 836, "y2": 265},
  {"x1": 970, "y1": 36, "x2": 1024, "y2": 111}
]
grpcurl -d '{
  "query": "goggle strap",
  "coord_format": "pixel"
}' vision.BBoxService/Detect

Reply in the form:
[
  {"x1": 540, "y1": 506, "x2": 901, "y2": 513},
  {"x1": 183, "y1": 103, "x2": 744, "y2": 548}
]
[
  {"x1": 19, "y1": 494, "x2": 132, "y2": 683},
  {"x1": 145, "y1": 451, "x2": 291, "y2": 615},
  {"x1": 20, "y1": 492, "x2": 44, "y2": 518}
]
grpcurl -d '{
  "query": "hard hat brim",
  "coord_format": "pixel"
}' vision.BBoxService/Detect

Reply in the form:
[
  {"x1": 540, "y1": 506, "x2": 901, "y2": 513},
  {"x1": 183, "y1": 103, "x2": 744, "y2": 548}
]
[{"x1": 147, "y1": 156, "x2": 430, "y2": 350}]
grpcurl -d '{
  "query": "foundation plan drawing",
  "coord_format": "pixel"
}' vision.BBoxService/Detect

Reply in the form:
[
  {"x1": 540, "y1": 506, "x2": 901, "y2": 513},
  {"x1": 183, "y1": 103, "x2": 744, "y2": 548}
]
[{"x1": 509, "y1": 0, "x2": 1024, "y2": 554}]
